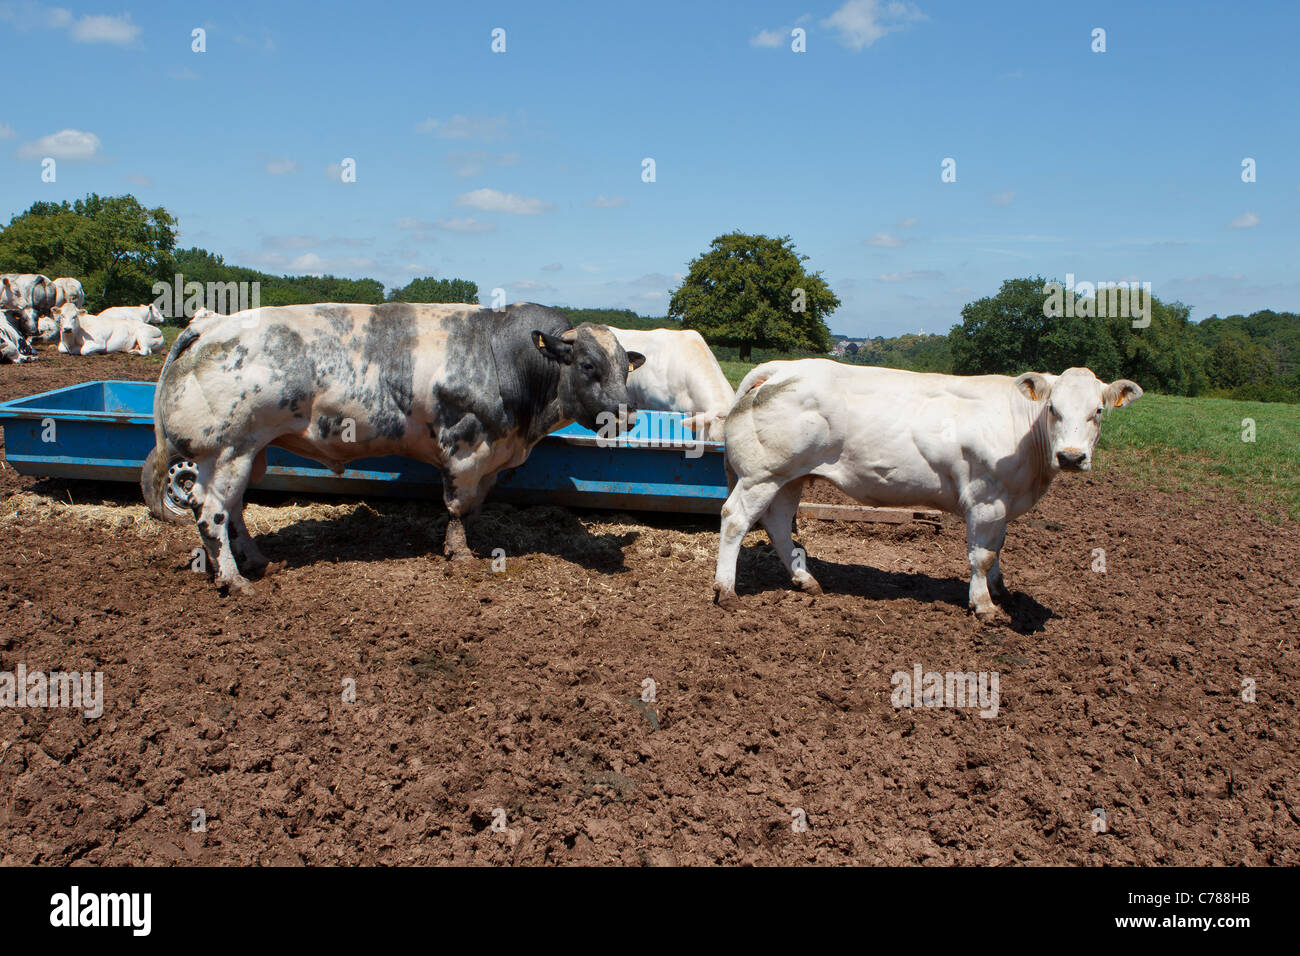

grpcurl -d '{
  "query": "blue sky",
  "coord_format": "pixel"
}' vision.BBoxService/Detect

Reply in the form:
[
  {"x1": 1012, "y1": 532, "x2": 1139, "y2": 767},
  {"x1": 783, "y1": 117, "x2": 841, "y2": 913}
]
[{"x1": 1, "y1": 0, "x2": 1295, "y2": 336}]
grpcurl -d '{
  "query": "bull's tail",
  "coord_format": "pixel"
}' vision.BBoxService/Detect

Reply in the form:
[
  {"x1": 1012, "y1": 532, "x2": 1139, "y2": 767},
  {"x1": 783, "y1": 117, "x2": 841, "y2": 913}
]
[
  {"x1": 731, "y1": 361, "x2": 786, "y2": 412},
  {"x1": 152, "y1": 324, "x2": 203, "y2": 466}
]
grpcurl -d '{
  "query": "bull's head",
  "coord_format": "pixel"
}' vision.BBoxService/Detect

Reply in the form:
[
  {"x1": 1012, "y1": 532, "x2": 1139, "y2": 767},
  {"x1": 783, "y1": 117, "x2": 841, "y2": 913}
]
[
  {"x1": 1015, "y1": 367, "x2": 1142, "y2": 472},
  {"x1": 0, "y1": 277, "x2": 14, "y2": 311},
  {"x1": 147, "y1": 304, "x2": 165, "y2": 324},
  {"x1": 533, "y1": 323, "x2": 646, "y2": 432}
]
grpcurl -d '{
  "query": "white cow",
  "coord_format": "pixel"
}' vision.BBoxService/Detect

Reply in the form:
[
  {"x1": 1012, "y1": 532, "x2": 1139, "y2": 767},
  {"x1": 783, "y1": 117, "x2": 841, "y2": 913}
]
[
  {"x1": 610, "y1": 328, "x2": 734, "y2": 440},
  {"x1": 57, "y1": 304, "x2": 165, "y2": 356},
  {"x1": 96, "y1": 303, "x2": 166, "y2": 325},
  {"x1": 51, "y1": 277, "x2": 86, "y2": 310},
  {"x1": 1, "y1": 312, "x2": 34, "y2": 363},
  {"x1": 713, "y1": 361, "x2": 1142, "y2": 621},
  {"x1": 0, "y1": 274, "x2": 53, "y2": 336}
]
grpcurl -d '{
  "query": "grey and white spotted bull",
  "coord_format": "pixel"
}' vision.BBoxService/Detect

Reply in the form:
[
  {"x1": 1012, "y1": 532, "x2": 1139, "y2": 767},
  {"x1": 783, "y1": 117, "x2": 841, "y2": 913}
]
[
  {"x1": 146, "y1": 301, "x2": 645, "y2": 593},
  {"x1": 713, "y1": 362, "x2": 1142, "y2": 621},
  {"x1": 0, "y1": 274, "x2": 54, "y2": 338}
]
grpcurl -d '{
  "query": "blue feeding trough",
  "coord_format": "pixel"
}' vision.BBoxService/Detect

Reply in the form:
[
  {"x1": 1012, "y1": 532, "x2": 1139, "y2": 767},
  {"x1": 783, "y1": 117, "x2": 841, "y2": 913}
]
[{"x1": 0, "y1": 380, "x2": 729, "y2": 515}]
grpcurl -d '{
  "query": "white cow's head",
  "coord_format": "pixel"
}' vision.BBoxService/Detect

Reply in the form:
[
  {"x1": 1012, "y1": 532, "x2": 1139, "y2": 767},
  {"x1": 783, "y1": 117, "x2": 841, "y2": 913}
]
[
  {"x1": 0, "y1": 277, "x2": 15, "y2": 310},
  {"x1": 146, "y1": 303, "x2": 165, "y2": 324},
  {"x1": 1015, "y1": 367, "x2": 1142, "y2": 472},
  {"x1": 57, "y1": 303, "x2": 85, "y2": 336}
]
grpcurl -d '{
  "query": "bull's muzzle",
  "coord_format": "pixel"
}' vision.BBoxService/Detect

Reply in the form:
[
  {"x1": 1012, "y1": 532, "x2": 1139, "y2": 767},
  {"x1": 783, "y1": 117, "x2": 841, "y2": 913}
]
[{"x1": 1056, "y1": 449, "x2": 1088, "y2": 471}]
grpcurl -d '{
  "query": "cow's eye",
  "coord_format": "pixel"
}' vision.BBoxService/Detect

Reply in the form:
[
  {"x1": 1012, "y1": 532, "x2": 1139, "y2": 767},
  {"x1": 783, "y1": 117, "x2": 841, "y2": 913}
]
[
  {"x1": 1048, "y1": 403, "x2": 1060, "y2": 419},
  {"x1": 1094, "y1": 407, "x2": 1103, "y2": 418},
  {"x1": 580, "y1": 361, "x2": 596, "y2": 376}
]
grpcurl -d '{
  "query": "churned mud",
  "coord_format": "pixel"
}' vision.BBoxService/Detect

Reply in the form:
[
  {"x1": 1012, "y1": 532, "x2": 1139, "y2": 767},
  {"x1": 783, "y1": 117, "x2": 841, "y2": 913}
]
[{"x1": 1, "y1": 349, "x2": 1297, "y2": 864}]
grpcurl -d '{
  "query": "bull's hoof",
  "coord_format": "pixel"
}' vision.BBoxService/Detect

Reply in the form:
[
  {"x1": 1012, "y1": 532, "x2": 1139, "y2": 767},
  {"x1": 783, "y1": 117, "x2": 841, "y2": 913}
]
[
  {"x1": 713, "y1": 584, "x2": 742, "y2": 611},
  {"x1": 971, "y1": 604, "x2": 1001, "y2": 624}
]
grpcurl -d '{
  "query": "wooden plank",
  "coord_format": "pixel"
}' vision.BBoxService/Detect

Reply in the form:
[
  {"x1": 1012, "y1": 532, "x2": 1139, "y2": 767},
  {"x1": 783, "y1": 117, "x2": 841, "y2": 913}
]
[{"x1": 797, "y1": 503, "x2": 943, "y2": 524}]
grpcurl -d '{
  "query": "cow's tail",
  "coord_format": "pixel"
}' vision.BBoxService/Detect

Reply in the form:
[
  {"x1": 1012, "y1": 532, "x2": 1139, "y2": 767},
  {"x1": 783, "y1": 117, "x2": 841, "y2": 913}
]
[{"x1": 732, "y1": 362, "x2": 784, "y2": 411}]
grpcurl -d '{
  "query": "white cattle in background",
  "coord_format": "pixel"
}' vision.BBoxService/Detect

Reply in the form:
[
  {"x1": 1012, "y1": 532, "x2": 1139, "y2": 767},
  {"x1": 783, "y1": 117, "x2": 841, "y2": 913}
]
[
  {"x1": 1, "y1": 312, "x2": 34, "y2": 363},
  {"x1": 51, "y1": 277, "x2": 86, "y2": 310},
  {"x1": 712, "y1": 361, "x2": 1143, "y2": 621},
  {"x1": 96, "y1": 303, "x2": 166, "y2": 325},
  {"x1": 609, "y1": 328, "x2": 734, "y2": 440},
  {"x1": 57, "y1": 304, "x2": 165, "y2": 356}
]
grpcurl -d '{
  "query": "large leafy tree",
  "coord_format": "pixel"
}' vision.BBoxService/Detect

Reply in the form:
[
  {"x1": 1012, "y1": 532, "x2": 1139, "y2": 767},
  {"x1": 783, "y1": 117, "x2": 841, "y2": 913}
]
[
  {"x1": 669, "y1": 232, "x2": 837, "y2": 361},
  {"x1": 949, "y1": 276, "x2": 1206, "y2": 394},
  {"x1": 388, "y1": 276, "x2": 478, "y2": 304},
  {"x1": 0, "y1": 194, "x2": 177, "y2": 312}
]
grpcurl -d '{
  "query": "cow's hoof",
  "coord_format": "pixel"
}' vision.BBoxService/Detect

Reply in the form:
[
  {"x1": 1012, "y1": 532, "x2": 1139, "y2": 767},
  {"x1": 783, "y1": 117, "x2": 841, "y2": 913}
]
[
  {"x1": 218, "y1": 574, "x2": 256, "y2": 595},
  {"x1": 971, "y1": 604, "x2": 1000, "y2": 624},
  {"x1": 713, "y1": 584, "x2": 742, "y2": 611},
  {"x1": 795, "y1": 574, "x2": 823, "y2": 596}
]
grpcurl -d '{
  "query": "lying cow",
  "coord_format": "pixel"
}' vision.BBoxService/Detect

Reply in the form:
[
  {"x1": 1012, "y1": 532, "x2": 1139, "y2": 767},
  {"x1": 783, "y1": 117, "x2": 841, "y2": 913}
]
[
  {"x1": 1, "y1": 312, "x2": 35, "y2": 363},
  {"x1": 97, "y1": 303, "x2": 166, "y2": 325},
  {"x1": 51, "y1": 277, "x2": 85, "y2": 311},
  {"x1": 0, "y1": 275, "x2": 47, "y2": 337},
  {"x1": 712, "y1": 362, "x2": 1142, "y2": 621},
  {"x1": 145, "y1": 302, "x2": 645, "y2": 593},
  {"x1": 610, "y1": 327, "x2": 733, "y2": 440},
  {"x1": 57, "y1": 304, "x2": 165, "y2": 355}
]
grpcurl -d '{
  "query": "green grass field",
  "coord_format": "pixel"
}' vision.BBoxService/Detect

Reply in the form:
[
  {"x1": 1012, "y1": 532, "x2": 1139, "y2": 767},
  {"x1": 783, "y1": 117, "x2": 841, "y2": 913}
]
[{"x1": 715, "y1": 354, "x2": 1300, "y2": 521}]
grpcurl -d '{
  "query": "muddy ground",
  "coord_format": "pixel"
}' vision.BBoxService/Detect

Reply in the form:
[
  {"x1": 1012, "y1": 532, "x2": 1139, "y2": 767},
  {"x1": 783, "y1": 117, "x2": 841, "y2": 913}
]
[{"x1": 1, "y1": 348, "x2": 1297, "y2": 865}]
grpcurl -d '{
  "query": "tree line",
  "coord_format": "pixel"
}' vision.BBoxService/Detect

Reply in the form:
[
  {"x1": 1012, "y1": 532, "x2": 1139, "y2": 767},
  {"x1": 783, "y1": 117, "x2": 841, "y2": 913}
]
[{"x1": 2, "y1": 195, "x2": 1293, "y2": 402}]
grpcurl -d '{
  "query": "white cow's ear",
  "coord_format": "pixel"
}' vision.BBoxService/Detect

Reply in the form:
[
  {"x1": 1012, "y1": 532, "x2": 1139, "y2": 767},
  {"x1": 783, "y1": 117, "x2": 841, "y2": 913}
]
[
  {"x1": 533, "y1": 329, "x2": 574, "y2": 364},
  {"x1": 1014, "y1": 372, "x2": 1052, "y2": 402},
  {"x1": 626, "y1": 350, "x2": 646, "y2": 372},
  {"x1": 1103, "y1": 379, "x2": 1143, "y2": 409}
]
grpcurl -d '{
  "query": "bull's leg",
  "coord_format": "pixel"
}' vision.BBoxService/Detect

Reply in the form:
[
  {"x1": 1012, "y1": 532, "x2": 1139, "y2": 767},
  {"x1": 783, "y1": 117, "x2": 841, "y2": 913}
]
[
  {"x1": 759, "y1": 477, "x2": 820, "y2": 595},
  {"x1": 228, "y1": 506, "x2": 269, "y2": 576},
  {"x1": 713, "y1": 477, "x2": 783, "y2": 610},
  {"x1": 964, "y1": 510, "x2": 1008, "y2": 622},
  {"x1": 193, "y1": 449, "x2": 259, "y2": 593},
  {"x1": 440, "y1": 472, "x2": 492, "y2": 562}
]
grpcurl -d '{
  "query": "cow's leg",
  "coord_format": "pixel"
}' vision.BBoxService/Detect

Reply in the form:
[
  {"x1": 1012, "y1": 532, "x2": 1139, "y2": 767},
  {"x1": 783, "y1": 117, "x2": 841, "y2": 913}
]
[
  {"x1": 193, "y1": 449, "x2": 258, "y2": 593},
  {"x1": 759, "y1": 477, "x2": 820, "y2": 595},
  {"x1": 965, "y1": 509, "x2": 1008, "y2": 622},
  {"x1": 713, "y1": 477, "x2": 783, "y2": 610},
  {"x1": 988, "y1": 554, "x2": 1010, "y2": 604}
]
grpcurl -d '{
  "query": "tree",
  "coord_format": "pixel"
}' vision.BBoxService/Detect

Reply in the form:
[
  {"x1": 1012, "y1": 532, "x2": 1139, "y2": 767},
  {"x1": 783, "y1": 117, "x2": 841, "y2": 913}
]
[
  {"x1": 668, "y1": 232, "x2": 837, "y2": 361},
  {"x1": 0, "y1": 194, "x2": 177, "y2": 312},
  {"x1": 388, "y1": 276, "x2": 478, "y2": 304}
]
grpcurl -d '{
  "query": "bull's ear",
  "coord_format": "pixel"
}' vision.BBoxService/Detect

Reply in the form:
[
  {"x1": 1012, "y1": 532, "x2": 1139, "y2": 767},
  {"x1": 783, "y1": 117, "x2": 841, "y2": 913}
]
[
  {"x1": 1014, "y1": 372, "x2": 1051, "y2": 402},
  {"x1": 1103, "y1": 379, "x2": 1143, "y2": 409},
  {"x1": 533, "y1": 329, "x2": 574, "y2": 364},
  {"x1": 626, "y1": 350, "x2": 646, "y2": 372}
]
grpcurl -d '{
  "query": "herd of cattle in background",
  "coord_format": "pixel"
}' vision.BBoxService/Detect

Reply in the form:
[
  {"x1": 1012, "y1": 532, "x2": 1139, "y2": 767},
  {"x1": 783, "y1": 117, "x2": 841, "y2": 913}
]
[
  {"x1": 2, "y1": 276, "x2": 1144, "y2": 619},
  {"x1": 1, "y1": 273, "x2": 165, "y2": 363}
]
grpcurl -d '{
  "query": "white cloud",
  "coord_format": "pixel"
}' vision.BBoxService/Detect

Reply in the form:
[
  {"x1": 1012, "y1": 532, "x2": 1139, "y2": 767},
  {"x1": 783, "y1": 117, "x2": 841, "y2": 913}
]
[
  {"x1": 750, "y1": 28, "x2": 784, "y2": 48},
  {"x1": 0, "y1": 122, "x2": 13, "y2": 139},
  {"x1": 264, "y1": 158, "x2": 299, "y2": 175},
  {"x1": 865, "y1": 232, "x2": 904, "y2": 247},
  {"x1": 17, "y1": 128, "x2": 101, "y2": 160},
  {"x1": 878, "y1": 269, "x2": 942, "y2": 282},
  {"x1": 542, "y1": 263, "x2": 563, "y2": 272},
  {"x1": 124, "y1": 173, "x2": 152, "y2": 186},
  {"x1": 511, "y1": 279, "x2": 555, "y2": 293},
  {"x1": 455, "y1": 188, "x2": 552, "y2": 215},
  {"x1": 1229, "y1": 211, "x2": 1259, "y2": 229},
  {"x1": 0, "y1": 5, "x2": 139, "y2": 44},
  {"x1": 416, "y1": 114, "x2": 508, "y2": 140},
  {"x1": 898, "y1": 216, "x2": 919, "y2": 228},
  {"x1": 445, "y1": 150, "x2": 519, "y2": 178},
  {"x1": 436, "y1": 217, "x2": 497, "y2": 234},
  {"x1": 170, "y1": 66, "x2": 200, "y2": 81},
  {"x1": 988, "y1": 190, "x2": 1016, "y2": 207},
  {"x1": 289, "y1": 253, "x2": 376, "y2": 275},
  {"x1": 822, "y1": 0, "x2": 926, "y2": 52},
  {"x1": 588, "y1": 195, "x2": 627, "y2": 208},
  {"x1": 70, "y1": 13, "x2": 139, "y2": 45},
  {"x1": 396, "y1": 217, "x2": 436, "y2": 230}
]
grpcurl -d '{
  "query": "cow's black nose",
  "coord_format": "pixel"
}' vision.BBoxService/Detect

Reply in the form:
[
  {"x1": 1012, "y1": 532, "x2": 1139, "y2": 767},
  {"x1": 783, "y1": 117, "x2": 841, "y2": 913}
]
[{"x1": 1057, "y1": 450, "x2": 1086, "y2": 469}]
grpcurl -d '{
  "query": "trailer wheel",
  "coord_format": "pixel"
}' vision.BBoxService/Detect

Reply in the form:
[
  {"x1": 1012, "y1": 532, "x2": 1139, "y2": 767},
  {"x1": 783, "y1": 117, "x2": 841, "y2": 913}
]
[{"x1": 141, "y1": 447, "x2": 198, "y2": 525}]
